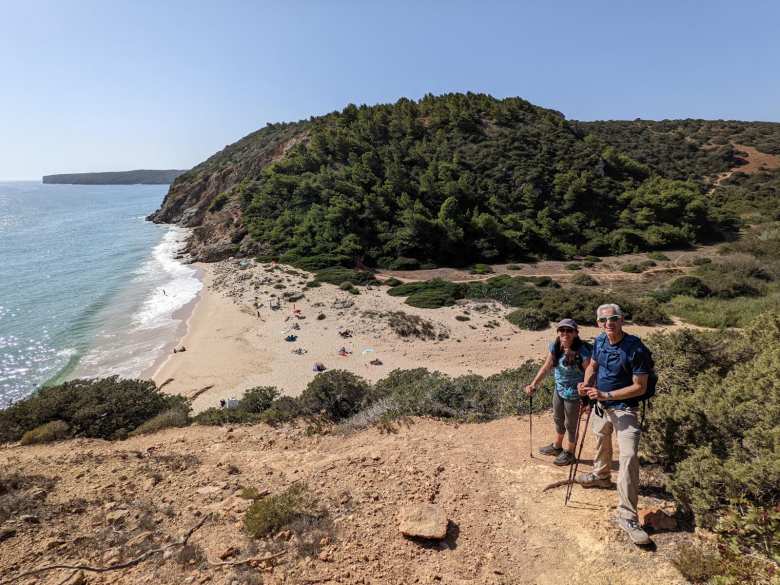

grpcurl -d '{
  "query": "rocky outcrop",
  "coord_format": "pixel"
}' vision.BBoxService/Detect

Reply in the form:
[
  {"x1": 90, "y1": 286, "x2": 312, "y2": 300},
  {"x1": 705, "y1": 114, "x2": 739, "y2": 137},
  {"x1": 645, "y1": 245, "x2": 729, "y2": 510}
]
[{"x1": 147, "y1": 122, "x2": 308, "y2": 262}]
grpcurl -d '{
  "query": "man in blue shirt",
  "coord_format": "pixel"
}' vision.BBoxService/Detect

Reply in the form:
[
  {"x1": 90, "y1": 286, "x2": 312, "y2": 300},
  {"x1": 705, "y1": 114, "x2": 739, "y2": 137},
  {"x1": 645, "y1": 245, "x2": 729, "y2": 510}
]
[{"x1": 577, "y1": 303, "x2": 652, "y2": 546}]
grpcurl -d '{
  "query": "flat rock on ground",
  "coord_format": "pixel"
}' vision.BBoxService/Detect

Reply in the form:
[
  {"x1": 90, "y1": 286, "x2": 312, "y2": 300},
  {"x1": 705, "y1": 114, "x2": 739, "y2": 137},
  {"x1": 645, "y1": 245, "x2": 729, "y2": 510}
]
[{"x1": 399, "y1": 503, "x2": 448, "y2": 540}]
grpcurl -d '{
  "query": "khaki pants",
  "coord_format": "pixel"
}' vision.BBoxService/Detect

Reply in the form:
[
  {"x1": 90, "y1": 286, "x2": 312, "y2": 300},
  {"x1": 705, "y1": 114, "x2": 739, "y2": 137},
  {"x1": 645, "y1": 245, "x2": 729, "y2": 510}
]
[{"x1": 591, "y1": 407, "x2": 641, "y2": 521}]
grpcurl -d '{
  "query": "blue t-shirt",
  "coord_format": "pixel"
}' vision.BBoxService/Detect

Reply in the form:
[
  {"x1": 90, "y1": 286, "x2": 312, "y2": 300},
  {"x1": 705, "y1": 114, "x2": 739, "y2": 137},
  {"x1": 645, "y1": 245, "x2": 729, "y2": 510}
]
[
  {"x1": 549, "y1": 341, "x2": 592, "y2": 401},
  {"x1": 593, "y1": 332, "x2": 650, "y2": 409}
]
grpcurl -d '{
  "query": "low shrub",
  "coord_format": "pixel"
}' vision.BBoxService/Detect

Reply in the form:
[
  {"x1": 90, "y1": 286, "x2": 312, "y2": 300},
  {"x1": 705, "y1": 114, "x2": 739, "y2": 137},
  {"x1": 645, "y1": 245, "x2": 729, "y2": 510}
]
[
  {"x1": 383, "y1": 277, "x2": 402, "y2": 287},
  {"x1": 387, "y1": 276, "x2": 560, "y2": 309},
  {"x1": 565, "y1": 263, "x2": 582, "y2": 271},
  {"x1": 464, "y1": 276, "x2": 542, "y2": 306},
  {"x1": 387, "y1": 257, "x2": 420, "y2": 270},
  {"x1": 305, "y1": 280, "x2": 321, "y2": 288},
  {"x1": 455, "y1": 315, "x2": 470, "y2": 321},
  {"x1": 620, "y1": 263, "x2": 642, "y2": 273},
  {"x1": 244, "y1": 483, "x2": 317, "y2": 538},
  {"x1": 0, "y1": 377, "x2": 183, "y2": 443},
  {"x1": 314, "y1": 267, "x2": 376, "y2": 286},
  {"x1": 694, "y1": 260, "x2": 773, "y2": 299},
  {"x1": 20, "y1": 420, "x2": 70, "y2": 445},
  {"x1": 364, "y1": 310, "x2": 447, "y2": 340},
  {"x1": 584, "y1": 255, "x2": 602, "y2": 263},
  {"x1": 530, "y1": 288, "x2": 670, "y2": 325},
  {"x1": 240, "y1": 386, "x2": 280, "y2": 413},
  {"x1": 642, "y1": 316, "x2": 780, "y2": 563},
  {"x1": 667, "y1": 276, "x2": 711, "y2": 298},
  {"x1": 339, "y1": 281, "x2": 354, "y2": 291},
  {"x1": 261, "y1": 396, "x2": 301, "y2": 426},
  {"x1": 470, "y1": 263, "x2": 493, "y2": 274},
  {"x1": 671, "y1": 541, "x2": 778, "y2": 585},
  {"x1": 667, "y1": 293, "x2": 780, "y2": 328},
  {"x1": 400, "y1": 280, "x2": 464, "y2": 309},
  {"x1": 280, "y1": 253, "x2": 351, "y2": 271},
  {"x1": 691, "y1": 256, "x2": 712, "y2": 266},
  {"x1": 506, "y1": 308, "x2": 549, "y2": 330},
  {"x1": 364, "y1": 363, "x2": 545, "y2": 422},
  {"x1": 193, "y1": 407, "x2": 259, "y2": 426},
  {"x1": 571, "y1": 273, "x2": 599, "y2": 286},
  {"x1": 299, "y1": 370, "x2": 369, "y2": 421},
  {"x1": 647, "y1": 251, "x2": 670, "y2": 261},
  {"x1": 506, "y1": 264, "x2": 523, "y2": 271},
  {"x1": 129, "y1": 407, "x2": 190, "y2": 436}
]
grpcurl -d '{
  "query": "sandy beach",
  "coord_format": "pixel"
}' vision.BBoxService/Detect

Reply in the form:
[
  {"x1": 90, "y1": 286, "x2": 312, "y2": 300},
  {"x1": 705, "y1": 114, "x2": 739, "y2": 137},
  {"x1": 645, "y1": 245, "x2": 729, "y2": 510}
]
[{"x1": 153, "y1": 260, "x2": 681, "y2": 412}]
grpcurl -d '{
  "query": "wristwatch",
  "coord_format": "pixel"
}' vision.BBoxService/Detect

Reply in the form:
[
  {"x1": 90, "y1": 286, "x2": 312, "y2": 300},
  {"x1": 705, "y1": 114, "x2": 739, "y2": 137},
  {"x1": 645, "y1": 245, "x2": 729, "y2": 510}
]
[{"x1": 605, "y1": 391, "x2": 613, "y2": 400}]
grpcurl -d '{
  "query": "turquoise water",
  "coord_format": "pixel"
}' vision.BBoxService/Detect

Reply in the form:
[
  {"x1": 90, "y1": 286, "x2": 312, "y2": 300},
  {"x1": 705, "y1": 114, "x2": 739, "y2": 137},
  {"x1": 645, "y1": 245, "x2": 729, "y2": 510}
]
[{"x1": 0, "y1": 181, "x2": 201, "y2": 406}]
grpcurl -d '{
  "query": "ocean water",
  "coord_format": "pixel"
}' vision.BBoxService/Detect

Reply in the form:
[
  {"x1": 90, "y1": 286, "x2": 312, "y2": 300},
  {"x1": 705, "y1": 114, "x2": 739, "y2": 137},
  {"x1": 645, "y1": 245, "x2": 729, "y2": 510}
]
[{"x1": 0, "y1": 181, "x2": 201, "y2": 406}]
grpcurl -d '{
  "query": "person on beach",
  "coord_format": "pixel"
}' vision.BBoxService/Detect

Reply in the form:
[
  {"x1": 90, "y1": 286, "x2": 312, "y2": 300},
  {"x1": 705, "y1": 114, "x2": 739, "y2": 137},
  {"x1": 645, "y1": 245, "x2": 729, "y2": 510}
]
[
  {"x1": 576, "y1": 303, "x2": 652, "y2": 546},
  {"x1": 525, "y1": 319, "x2": 591, "y2": 466}
]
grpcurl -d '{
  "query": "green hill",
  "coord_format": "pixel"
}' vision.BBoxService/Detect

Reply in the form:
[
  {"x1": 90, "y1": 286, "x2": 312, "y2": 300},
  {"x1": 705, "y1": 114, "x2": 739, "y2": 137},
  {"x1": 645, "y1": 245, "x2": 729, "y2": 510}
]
[{"x1": 151, "y1": 94, "x2": 780, "y2": 266}]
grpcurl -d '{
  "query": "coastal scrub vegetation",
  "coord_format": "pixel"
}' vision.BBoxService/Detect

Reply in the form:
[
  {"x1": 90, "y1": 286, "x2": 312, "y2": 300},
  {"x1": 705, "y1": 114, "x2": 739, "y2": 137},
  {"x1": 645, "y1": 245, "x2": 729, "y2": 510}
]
[
  {"x1": 385, "y1": 275, "x2": 670, "y2": 327},
  {"x1": 224, "y1": 94, "x2": 734, "y2": 267},
  {"x1": 644, "y1": 315, "x2": 780, "y2": 576},
  {"x1": 0, "y1": 377, "x2": 186, "y2": 442}
]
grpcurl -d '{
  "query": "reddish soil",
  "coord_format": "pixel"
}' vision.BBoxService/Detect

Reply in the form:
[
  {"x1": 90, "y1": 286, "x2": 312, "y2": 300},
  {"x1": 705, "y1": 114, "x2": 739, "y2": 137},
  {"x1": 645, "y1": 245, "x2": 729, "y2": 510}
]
[{"x1": 0, "y1": 416, "x2": 690, "y2": 585}]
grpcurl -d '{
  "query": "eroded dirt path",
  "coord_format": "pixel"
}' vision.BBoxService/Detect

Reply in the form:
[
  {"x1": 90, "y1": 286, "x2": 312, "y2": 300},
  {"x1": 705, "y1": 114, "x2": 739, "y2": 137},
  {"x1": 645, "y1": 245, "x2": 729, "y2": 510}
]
[{"x1": 0, "y1": 417, "x2": 687, "y2": 584}]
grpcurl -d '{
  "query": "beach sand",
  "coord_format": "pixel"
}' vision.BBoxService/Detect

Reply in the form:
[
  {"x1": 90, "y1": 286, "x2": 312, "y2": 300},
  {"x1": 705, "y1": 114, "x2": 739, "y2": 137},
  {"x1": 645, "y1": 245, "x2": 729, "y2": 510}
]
[{"x1": 153, "y1": 260, "x2": 680, "y2": 412}]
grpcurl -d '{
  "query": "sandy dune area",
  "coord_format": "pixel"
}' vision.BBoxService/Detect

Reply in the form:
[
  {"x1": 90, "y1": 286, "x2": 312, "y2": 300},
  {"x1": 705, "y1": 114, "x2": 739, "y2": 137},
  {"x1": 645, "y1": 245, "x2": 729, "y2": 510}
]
[{"x1": 152, "y1": 261, "x2": 680, "y2": 412}]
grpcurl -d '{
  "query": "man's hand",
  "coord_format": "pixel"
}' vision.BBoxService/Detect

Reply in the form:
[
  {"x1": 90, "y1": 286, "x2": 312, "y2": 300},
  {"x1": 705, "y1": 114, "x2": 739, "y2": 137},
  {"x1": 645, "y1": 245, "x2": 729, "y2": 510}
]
[
  {"x1": 524, "y1": 384, "x2": 536, "y2": 396},
  {"x1": 583, "y1": 386, "x2": 603, "y2": 401}
]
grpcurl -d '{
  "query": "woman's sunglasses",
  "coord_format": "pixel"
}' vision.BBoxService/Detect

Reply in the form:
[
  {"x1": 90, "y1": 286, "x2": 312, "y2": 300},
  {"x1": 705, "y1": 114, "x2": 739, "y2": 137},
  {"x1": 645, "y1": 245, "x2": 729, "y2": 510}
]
[
  {"x1": 557, "y1": 327, "x2": 575, "y2": 334},
  {"x1": 597, "y1": 315, "x2": 621, "y2": 323}
]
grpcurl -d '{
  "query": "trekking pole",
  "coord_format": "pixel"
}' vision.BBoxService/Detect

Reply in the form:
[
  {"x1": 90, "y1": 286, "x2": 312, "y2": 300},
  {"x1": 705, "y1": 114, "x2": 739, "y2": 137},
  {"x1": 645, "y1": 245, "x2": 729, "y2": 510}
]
[
  {"x1": 529, "y1": 392, "x2": 533, "y2": 459},
  {"x1": 563, "y1": 398, "x2": 586, "y2": 505},
  {"x1": 565, "y1": 400, "x2": 593, "y2": 506}
]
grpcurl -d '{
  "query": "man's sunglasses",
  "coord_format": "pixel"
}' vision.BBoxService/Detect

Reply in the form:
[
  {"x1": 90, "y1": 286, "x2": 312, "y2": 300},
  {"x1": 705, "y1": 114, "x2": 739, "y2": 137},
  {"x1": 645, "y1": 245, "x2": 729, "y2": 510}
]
[
  {"x1": 557, "y1": 328, "x2": 575, "y2": 334},
  {"x1": 597, "y1": 315, "x2": 621, "y2": 323}
]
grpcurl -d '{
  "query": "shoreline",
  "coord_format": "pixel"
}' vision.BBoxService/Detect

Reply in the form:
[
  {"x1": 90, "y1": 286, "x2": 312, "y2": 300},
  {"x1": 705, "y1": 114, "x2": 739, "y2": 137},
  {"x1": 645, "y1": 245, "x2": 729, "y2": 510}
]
[
  {"x1": 143, "y1": 265, "x2": 204, "y2": 380},
  {"x1": 153, "y1": 260, "x2": 685, "y2": 413}
]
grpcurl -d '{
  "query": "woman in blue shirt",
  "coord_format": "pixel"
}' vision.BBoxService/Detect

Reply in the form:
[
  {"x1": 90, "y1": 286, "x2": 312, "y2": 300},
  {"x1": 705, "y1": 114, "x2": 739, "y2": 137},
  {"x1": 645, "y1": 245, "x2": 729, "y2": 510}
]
[{"x1": 525, "y1": 318, "x2": 592, "y2": 465}]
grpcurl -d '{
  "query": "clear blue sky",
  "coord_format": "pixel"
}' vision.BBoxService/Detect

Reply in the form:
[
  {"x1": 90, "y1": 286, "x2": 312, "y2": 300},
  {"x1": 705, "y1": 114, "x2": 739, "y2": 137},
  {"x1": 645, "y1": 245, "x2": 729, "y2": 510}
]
[{"x1": 2, "y1": 0, "x2": 779, "y2": 179}]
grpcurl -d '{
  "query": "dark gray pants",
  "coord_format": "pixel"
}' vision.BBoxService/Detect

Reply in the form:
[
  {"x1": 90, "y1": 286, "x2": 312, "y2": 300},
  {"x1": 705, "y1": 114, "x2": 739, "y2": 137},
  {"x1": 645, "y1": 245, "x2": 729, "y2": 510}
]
[{"x1": 552, "y1": 391, "x2": 580, "y2": 446}]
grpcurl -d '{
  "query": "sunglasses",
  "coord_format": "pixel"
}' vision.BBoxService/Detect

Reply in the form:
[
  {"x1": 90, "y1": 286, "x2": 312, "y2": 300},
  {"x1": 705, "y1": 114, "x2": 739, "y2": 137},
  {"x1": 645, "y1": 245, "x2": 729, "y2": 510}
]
[
  {"x1": 557, "y1": 328, "x2": 575, "y2": 334},
  {"x1": 597, "y1": 315, "x2": 621, "y2": 323}
]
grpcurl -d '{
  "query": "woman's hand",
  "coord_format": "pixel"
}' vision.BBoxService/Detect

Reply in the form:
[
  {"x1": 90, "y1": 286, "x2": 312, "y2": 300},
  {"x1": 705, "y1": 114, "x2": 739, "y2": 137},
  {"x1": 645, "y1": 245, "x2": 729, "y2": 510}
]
[
  {"x1": 524, "y1": 384, "x2": 536, "y2": 396},
  {"x1": 577, "y1": 382, "x2": 587, "y2": 396}
]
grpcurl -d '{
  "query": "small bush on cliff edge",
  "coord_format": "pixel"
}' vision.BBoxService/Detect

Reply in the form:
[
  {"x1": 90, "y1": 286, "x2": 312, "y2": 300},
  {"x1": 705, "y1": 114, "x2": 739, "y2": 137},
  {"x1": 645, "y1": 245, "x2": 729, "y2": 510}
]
[{"x1": 299, "y1": 370, "x2": 369, "y2": 421}]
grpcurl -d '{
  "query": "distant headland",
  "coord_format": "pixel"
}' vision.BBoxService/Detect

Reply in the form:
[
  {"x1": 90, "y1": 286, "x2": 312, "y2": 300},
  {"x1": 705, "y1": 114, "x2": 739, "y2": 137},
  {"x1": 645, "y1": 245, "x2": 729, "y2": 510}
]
[{"x1": 42, "y1": 169, "x2": 187, "y2": 185}]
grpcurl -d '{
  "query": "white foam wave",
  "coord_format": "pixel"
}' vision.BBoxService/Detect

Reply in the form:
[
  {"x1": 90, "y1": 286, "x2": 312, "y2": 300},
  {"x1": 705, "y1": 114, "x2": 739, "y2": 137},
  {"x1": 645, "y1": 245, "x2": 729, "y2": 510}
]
[{"x1": 131, "y1": 227, "x2": 202, "y2": 330}]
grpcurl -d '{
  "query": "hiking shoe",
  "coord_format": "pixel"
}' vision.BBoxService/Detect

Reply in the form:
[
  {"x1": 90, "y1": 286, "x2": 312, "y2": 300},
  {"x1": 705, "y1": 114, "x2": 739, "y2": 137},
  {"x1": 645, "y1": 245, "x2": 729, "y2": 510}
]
[
  {"x1": 538, "y1": 443, "x2": 563, "y2": 456},
  {"x1": 553, "y1": 450, "x2": 576, "y2": 466},
  {"x1": 575, "y1": 472, "x2": 612, "y2": 488},
  {"x1": 616, "y1": 517, "x2": 652, "y2": 545}
]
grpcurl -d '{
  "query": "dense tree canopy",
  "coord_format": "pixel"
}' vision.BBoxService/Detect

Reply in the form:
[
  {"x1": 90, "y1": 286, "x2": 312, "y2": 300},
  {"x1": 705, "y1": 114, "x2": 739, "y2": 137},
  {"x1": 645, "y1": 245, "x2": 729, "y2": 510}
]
[{"x1": 219, "y1": 93, "x2": 731, "y2": 267}]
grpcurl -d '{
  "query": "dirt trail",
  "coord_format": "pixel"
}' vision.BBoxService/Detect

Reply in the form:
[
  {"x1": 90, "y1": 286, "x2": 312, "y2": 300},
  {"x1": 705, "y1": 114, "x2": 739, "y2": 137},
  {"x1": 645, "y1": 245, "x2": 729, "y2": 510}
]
[
  {"x1": 708, "y1": 143, "x2": 780, "y2": 193},
  {"x1": 0, "y1": 416, "x2": 687, "y2": 584}
]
